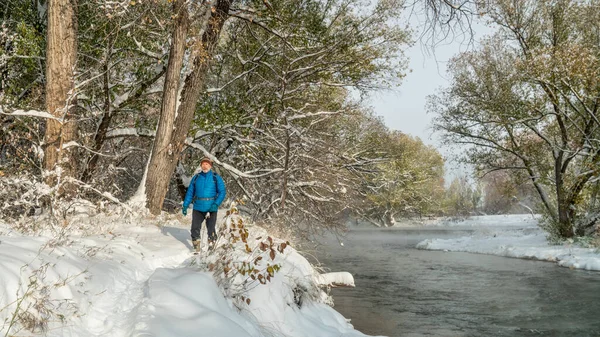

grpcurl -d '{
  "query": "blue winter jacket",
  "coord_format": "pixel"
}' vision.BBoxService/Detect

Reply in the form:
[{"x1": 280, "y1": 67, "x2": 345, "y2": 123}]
[{"x1": 183, "y1": 170, "x2": 226, "y2": 212}]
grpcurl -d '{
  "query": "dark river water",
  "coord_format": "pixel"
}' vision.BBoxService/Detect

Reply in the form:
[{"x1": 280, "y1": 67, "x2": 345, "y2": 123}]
[{"x1": 314, "y1": 227, "x2": 600, "y2": 337}]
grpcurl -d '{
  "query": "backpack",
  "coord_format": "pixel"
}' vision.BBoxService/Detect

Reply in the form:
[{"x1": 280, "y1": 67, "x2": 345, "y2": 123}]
[{"x1": 190, "y1": 171, "x2": 220, "y2": 195}]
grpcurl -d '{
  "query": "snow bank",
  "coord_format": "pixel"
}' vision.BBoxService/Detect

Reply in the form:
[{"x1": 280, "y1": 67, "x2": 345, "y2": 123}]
[
  {"x1": 199, "y1": 213, "x2": 369, "y2": 337},
  {"x1": 0, "y1": 210, "x2": 370, "y2": 337},
  {"x1": 389, "y1": 214, "x2": 541, "y2": 229},
  {"x1": 133, "y1": 269, "x2": 262, "y2": 337},
  {"x1": 416, "y1": 215, "x2": 600, "y2": 272}
]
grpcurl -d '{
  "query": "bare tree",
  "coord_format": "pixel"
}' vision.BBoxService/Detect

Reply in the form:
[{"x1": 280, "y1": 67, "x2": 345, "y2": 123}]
[{"x1": 408, "y1": 0, "x2": 485, "y2": 47}]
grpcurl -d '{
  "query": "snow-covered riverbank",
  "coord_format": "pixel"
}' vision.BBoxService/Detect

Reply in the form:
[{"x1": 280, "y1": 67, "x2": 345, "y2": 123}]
[
  {"x1": 0, "y1": 209, "x2": 371, "y2": 337},
  {"x1": 415, "y1": 214, "x2": 600, "y2": 272}
]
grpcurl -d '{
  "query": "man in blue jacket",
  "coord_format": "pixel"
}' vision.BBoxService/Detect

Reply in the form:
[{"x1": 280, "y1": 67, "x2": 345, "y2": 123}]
[{"x1": 182, "y1": 157, "x2": 226, "y2": 252}]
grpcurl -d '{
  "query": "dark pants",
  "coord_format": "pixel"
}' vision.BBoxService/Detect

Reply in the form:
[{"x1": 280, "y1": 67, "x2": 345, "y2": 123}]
[{"x1": 191, "y1": 210, "x2": 218, "y2": 241}]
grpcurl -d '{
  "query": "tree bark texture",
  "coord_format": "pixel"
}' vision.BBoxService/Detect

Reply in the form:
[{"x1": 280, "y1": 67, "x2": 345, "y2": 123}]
[
  {"x1": 145, "y1": 0, "x2": 189, "y2": 214},
  {"x1": 145, "y1": 0, "x2": 233, "y2": 214},
  {"x1": 44, "y1": 0, "x2": 78, "y2": 193}
]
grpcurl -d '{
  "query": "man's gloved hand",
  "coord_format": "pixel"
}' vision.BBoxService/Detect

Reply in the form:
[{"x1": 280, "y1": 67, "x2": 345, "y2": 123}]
[
  {"x1": 182, "y1": 207, "x2": 188, "y2": 216},
  {"x1": 205, "y1": 212, "x2": 211, "y2": 219}
]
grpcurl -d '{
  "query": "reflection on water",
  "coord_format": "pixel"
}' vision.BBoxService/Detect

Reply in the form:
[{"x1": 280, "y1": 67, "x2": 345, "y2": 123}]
[{"x1": 315, "y1": 228, "x2": 600, "y2": 337}]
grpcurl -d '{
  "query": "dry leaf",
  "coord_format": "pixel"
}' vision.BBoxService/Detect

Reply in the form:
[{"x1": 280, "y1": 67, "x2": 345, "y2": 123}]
[{"x1": 269, "y1": 249, "x2": 275, "y2": 260}]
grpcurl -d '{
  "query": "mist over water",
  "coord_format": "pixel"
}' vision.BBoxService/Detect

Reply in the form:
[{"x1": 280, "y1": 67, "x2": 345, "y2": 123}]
[{"x1": 315, "y1": 228, "x2": 600, "y2": 337}]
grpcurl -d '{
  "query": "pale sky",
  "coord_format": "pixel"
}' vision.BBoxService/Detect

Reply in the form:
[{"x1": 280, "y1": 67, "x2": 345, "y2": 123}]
[
  {"x1": 368, "y1": 18, "x2": 493, "y2": 179},
  {"x1": 369, "y1": 39, "x2": 474, "y2": 146},
  {"x1": 369, "y1": 12, "x2": 493, "y2": 143},
  {"x1": 367, "y1": 39, "x2": 472, "y2": 178}
]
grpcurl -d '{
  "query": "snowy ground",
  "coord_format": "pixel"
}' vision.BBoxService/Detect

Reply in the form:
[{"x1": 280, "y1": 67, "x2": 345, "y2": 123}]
[
  {"x1": 3, "y1": 211, "x2": 598, "y2": 337},
  {"x1": 0, "y1": 207, "x2": 370, "y2": 337},
  {"x1": 415, "y1": 214, "x2": 600, "y2": 272}
]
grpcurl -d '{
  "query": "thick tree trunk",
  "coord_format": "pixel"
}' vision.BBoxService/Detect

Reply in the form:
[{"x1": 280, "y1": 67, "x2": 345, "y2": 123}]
[
  {"x1": 555, "y1": 164, "x2": 574, "y2": 238},
  {"x1": 564, "y1": 161, "x2": 599, "y2": 236},
  {"x1": 145, "y1": 0, "x2": 189, "y2": 214},
  {"x1": 556, "y1": 204, "x2": 573, "y2": 238},
  {"x1": 146, "y1": 0, "x2": 232, "y2": 214},
  {"x1": 44, "y1": 0, "x2": 78, "y2": 194}
]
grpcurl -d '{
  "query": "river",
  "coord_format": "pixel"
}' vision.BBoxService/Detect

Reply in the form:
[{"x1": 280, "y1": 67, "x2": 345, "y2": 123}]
[{"x1": 315, "y1": 227, "x2": 600, "y2": 337}]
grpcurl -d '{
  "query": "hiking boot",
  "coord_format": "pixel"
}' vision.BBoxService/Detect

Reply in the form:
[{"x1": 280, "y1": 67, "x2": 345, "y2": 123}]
[
  {"x1": 208, "y1": 239, "x2": 215, "y2": 251},
  {"x1": 192, "y1": 240, "x2": 201, "y2": 252}
]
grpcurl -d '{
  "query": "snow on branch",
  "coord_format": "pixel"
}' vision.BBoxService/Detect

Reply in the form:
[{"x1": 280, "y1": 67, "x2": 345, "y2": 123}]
[
  {"x1": 62, "y1": 141, "x2": 81, "y2": 150},
  {"x1": 132, "y1": 37, "x2": 163, "y2": 59},
  {"x1": 205, "y1": 65, "x2": 259, "y2": 93},
  {"x1": 0, "y1": 54, "x2": 45, "y2": 61},
  {"x1": 289, "y1": 180, "x2": 334, "y2": 193},
  {"x1": 1, "y1": 108, "x2": 62, "y2": 122},
  {"x1": 287, "y1": 110, "x2": 341, "y2": 121},
  {"x1": 229, "y1": 12, "x2": 298, "y2": 53},
  {"x1": 185, "y1": 140, "x2": 283, "y2": 179},
  {"x1": 65, "y1": 177, "x2": 133, "y2": 213},
  {"x1": 298, "y1": 189, "x2": 336, "y2": 203},
  {"x1": 106, "y1": 128, "x2": 156, "y2": 139}
]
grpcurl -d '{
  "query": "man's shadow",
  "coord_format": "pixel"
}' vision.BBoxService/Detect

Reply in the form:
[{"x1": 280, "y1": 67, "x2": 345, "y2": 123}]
[{"x1": 161, "y1": 226, "x2": 192, "y2": 250}]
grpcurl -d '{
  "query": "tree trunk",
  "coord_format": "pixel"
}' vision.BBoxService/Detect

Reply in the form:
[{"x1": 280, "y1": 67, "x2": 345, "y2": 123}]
[
  {"x1": 144, "y1": 0, "x2": 189, "y2": 214},
  {"x1": 44, "y1": 0, "x2": 78, "y2": 194},
  {"x1": 556, "y1": 202, "x2": 574, "y2": 238},
  {"x1": 555, "y1": 166, "x2": 574, "y2": 238},
  {"x1": 145, "y1": 0, "x2": 232, "y2": 214},
  {"x1": 565, "y1": 162, "x2": 599, "y2": 236}
]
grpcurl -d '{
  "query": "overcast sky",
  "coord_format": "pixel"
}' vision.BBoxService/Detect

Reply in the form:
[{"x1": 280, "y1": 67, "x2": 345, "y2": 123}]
[
  {"x1": 367, "y1": 18, "x2": 494, "y2": 179},
  {"x1": 368, "y1": 39, "x2": 471, "y2": 146}
]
